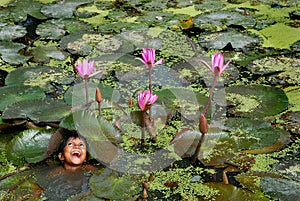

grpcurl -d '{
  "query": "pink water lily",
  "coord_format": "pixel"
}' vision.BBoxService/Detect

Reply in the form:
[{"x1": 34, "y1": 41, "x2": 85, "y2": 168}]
[
  {"x1": 135, "y1": 48, "x2": 164, "y2": 68},
  {"x1": 75, "y1": 59, "x2": 95, "y2": 78},
  {"x1": 200, "y1": 52, "x2": 231, "y2": 76},
  {"x1": 138, "y1": 90, "x2": 158, "y2": 111}
]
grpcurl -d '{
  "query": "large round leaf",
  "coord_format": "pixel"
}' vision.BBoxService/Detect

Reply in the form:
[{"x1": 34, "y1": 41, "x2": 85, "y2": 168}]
[
  {"x1": 0, "y1": 24, "x2": 27, "y2": 40},
  {"x1": 225, "y1": 118, "x2": 290, "y2": 153},
  {"x1": 193, "y1": 10, "x2": 256, "y2": 30},
  {"x1": 0, "y1": 41, "x2": 30, "y2": 65},
  {"x1": 199, "y1": 31, "x2": 261, "y2": 50},
  {"x1": 226, "y1": 85, "x2": 288, "y2": 118},
  {"x1": 89, "y1": 168, "x2": 139, "y2": 200},
  {"x1": 6, "y1": 128, "x2": 54, "y2": 165},
  {"x1": 0, "y1": 85, "x2": 45, "y2": 111},
  {"x1": 2, "y1": 98, "x2": 72, "y2": 123},
  {"x1": 5, "y1": 66, "x2": 74, "y2": 90}
]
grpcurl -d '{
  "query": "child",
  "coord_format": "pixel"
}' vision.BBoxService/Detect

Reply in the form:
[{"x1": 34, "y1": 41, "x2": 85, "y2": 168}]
[{"x1": 56, "y1": 133, "x2": 97, "y2": 172}]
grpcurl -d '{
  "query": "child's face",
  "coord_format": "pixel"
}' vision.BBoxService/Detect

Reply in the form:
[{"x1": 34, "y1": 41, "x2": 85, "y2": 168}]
[{"x1": 58, "y1": 137, "x2": 87, "y2": 170}]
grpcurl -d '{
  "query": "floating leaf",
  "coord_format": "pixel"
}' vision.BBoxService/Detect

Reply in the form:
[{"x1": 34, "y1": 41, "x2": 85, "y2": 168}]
[
  {"x1": 225, "y1": 118, "x2": 290, "y2": 153},
  {"x1": 2, "y1": 99, "x2": 71, "y2": 123},
  {"x1": 89, "y1": 168, "x2": 139, "y2": 200},
  {"x1": 226, "y1": 85, "x2": 288, "y2": 118},
  {"x1": 6, "y1": 128, "x2": 54, "y2": 165},
  {"x1": 205, "y1": 182, "x2": 270, "y2": 201},
  {"x1": 198, "y1": 30, "x2": 261, "y2": 51},
  {"x1": 41, "y1": 1, "x2": 93, "y2": 19},
  {"x1": 5, "y1": 66, "x2": 74, "y2": 90},
  {"x1": 29, "y1": 45, "x2": 68, "y2": 63},
  {"x1": 0, "y1": 24, "x2": 27, "y2": 40},
  {"x1": 98, "y1": 22, "x2": 148, "y2": 34},
  {"x1": 193, "y1": 10, "x2": 256, "y2": 30},
  {"x1": 0, "y1": 41, "x2": 30, "y2": 65},
  {"x1": 0, "y1": 85, "x2": 45, "y2": 111},
  {"x1": 260, "y1": 177, "x2": 300, "y2": 201},
  {"x1": 36, "y1": 19, "x2": 66, "y2": 40}
]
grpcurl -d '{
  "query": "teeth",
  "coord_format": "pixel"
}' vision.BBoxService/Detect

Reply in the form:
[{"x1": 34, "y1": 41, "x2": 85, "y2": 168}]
[{"x1": 72, "y1": 150, "x2": 81, "y2": 156}]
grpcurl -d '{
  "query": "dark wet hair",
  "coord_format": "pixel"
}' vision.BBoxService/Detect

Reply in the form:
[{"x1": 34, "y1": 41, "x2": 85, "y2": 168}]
[{"x1": 58, "y1": 132, "x2": 87, "y2": 154}]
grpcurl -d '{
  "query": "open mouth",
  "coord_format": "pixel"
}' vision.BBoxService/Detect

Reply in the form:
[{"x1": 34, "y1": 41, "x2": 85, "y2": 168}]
[{"x1": 71, "y1": 150, "x2": 81, "y2": 158}]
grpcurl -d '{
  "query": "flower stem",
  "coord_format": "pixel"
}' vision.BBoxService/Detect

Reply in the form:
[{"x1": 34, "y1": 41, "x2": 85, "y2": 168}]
[
  {"x1": 203, "y1": 73, "x2": 219, "y2": 116},
  {"x1": 141, "y1": 110, "x2": 146, "y2": 145},
  {"x1": 149, "y1": 67, "x2": 153, "y2": 118},
  {"x1": 84, "y1": 77, "x2": 89, "y2": 108}
]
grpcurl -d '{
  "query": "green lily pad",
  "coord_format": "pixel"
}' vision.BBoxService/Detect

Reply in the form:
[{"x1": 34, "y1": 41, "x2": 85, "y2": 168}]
[
  {"x1": 155, "y1": 86, "x2": 208, "y2": 121},
  {"x1": 226, "y1": 85, "x2": 289, "y2": 118},
  {"x1": 0, "y1": 41, "x2": 30, "y2": 65},
  {"x1": 36, "y1": 19, "x2": 66, "y2": 40},
  {"x1": 29, "y1": 45, "x2": 68, "y2": 63},
  {"x1": 72, "y1": 110, "x2": 121, "y2": 164},
  {"x1": 2, "y1": 98, "x2": 71, "y2": 123},
  {"x1": 6, "y1": 128, "x2": 54, "y2": 165},
  {"x1": 0, "y1": 85, "x2": 45, "y2": 111},
  {"x1": 5, "y1": 66, "x2": 74, "y2": 91},
  {"x1": 205, "y1": 183, "x2": 270, "y2": 201},
  {"x1": 2, "y1": 0, "x2": 46, "y2": 21},
  {"x1": 89, "y1": 168, "x2": 139, "y2": 200},
  {"x1": 199, "y1": 30, "x2": 262, "y2": 50},
  {"x1": 64, "y1": 82, "x2": 117, "y2": 106},
  {"x1": 225, "y1": 118, "x2": 290, "y2": 153},
  {"x1": 260, "y1": 177, "x2": 300, "y2": 201},
  {"x1": 0, "y1": 24, "x2": 27, "y2": 40},
  {"x1": 41, "y1": 0, "x2": 93, "y2": 19},
  {"x1": 193, "y1": 10, "x2": 256, "y2": 31},
  {"x1": 249, "y1": 55, "x2": 300, "y2": 85},
  {"x1": 60, "y1": 32, "x2": 93, "y2": 55}
]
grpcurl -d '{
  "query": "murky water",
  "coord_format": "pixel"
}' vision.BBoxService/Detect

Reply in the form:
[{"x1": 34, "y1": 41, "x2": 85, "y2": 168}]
[{"x1": 35, "y1": 165, "x2": 92, "y2": 201}]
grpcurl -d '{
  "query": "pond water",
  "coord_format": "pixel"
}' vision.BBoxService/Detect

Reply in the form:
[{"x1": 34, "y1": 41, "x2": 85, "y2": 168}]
[{"x1": 0, "y1": 0, "x2": 300, "y2": 200}]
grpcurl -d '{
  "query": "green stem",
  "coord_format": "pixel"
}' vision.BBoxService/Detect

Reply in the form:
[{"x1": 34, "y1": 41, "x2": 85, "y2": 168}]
[
  {"x1": 141, "y1": 110, "x2": 146, "y2": 145},
  {"x1": 84, "y1": 77, "x2": 89, "y2": 108},
  {"x1": 203, "y1": 73, "x2": 219, "y2": 116},
  {"x1": 149, "y1": 67, "x2": 153, "y2": 118}
]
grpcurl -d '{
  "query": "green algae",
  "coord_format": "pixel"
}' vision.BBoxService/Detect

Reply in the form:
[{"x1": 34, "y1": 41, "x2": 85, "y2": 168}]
[
  {"x1": 164, "y1": 5, "x2": 202, "y2": 16},
  {"x1": 227, "y1": 93, "x2": 261, "y2": 113},
  {"x1": 148, "y1": 166, "x2": 218, "y2": 200}
]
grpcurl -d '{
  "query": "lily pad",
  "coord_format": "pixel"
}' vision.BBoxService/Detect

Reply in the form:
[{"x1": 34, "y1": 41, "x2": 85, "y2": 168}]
[
  {"x1": 0, "y1": 24, "x2": 27, "y2": 40},
  {"x1": 0, "y1": 41, "x2": 30, "y2": 65},
  {"x1": 198, "y1": 30, "x2": 262, "y2": 51},
  {"x1": 249, "y1": 55, "x2": 300, "y2": 85},
  {"x1": 29, "y1": 45, "x2": 68, "y2": 63},
  {"x1": 226, "y1": 85, "x2": 289, "y2": 118},
  {"x1": 36, "y1": 19, "x2": 66, "y2": 40},
  {"x1": 6, "y1": 128, "x2": 53, "y2": 165},
  {"x1": 2, "y1": 98, "x2": 71, "y2": 123},
  {"x1": 193, "y1": 10, "x2": 257, "y2": 30},
  {"x1": 205, "y1": 182, "x2": 270, "y2": 201},
  {"x1": 2, "y1": 0, "x2": 46, "y2": 21},
  {"x1": 89, "y1": 168, "x2": 139, "y2": 200},
  {"x1": 225, "y1": 118, "x2": 290, "y2": 153},
  {"x1": 260, "y1": 177, "x2": 300, "y2": 201},
  {"x1": 0, "y1": 85, "x2": 45, "y2": 111},
  {"x1": 155, "y1": 86, "x2": 208, "y2": 121},
  {"x1": 41, "y1": 0, "x2": 93, "y2": 19},
  {"x1": 5, "y1": 66, "x2": 74, "y2": 91}
]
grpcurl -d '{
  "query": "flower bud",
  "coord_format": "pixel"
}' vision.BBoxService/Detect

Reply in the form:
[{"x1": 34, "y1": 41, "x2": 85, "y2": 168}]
[
  {"x1": 95, "y1": 87, "x2": 102, "y2": 103},
  {"x1": 199, "y1": 113, "x2": 208, "y2": 134},
  {"x1": 128, "y1": 94, "x2": 133, "y2": 107}
]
